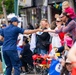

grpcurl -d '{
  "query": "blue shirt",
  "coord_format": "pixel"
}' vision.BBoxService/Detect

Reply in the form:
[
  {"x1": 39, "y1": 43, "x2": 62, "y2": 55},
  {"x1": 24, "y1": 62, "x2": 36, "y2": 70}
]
[
  {"x1": 0, "y1": 28, "x2": 3, "y2": 46},
  {"x1": 1, "y1": 24, "x2": 24, "y2": 51},
  {"x1": 0, "y1": 28, "x2": 2, "y2": 34}
]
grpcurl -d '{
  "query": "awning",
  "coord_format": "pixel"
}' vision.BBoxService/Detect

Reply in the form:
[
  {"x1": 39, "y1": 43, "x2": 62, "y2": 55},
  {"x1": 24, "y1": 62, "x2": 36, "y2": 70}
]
[{"x1": 48, "y1": 0, "x2": 67, "y2": 4}]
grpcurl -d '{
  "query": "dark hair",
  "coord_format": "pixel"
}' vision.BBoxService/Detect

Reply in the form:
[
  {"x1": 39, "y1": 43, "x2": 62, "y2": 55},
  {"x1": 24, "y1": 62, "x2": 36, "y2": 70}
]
[
  {"x1": 66, "y1": 33, "x2": 72, "y2": 39},
  {"x1": 62, "y1": 12, "x2": 70, "y2": 18},
  {"x1": 23, "y1": 36, "x2": 29, "y2": 44},
  {"x1": 8, "y1": 20, "x2": 12, "y2": 24},
  {"x1": 60, "y1": 64, "x2": 69, "y2": 75},
  {"x1": 28, "y1": 23, "x2": 34, "y2": 29}
]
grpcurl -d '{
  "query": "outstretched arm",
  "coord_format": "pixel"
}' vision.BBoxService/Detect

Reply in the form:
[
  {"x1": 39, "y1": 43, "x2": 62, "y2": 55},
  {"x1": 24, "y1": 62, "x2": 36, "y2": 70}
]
[
  {"x1": 43, "y1": 29, "x2": 56, "y2": 33},
  {"x1": 68, "y1": 42, "x2": 76, "y2": 67},
  {"x1": 23, "y1": 29, "x2": 42, "y2": 34}
]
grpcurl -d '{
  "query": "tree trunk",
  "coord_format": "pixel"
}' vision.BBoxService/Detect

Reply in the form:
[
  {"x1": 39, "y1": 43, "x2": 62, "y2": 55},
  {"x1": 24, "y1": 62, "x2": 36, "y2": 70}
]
[{"x1": 1, "y1": 0, "x2": 8, "y2": 25}]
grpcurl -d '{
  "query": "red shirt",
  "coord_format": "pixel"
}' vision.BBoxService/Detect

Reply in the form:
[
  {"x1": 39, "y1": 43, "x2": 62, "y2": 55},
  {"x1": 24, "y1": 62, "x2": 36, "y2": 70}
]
[
  {"x1": 72, "y1": 68, "x2": 76, "y2": 75},
  {"x1": 58, "y1": 32, "x2": 65, "y2": 41},
  {"x1": 58, "y1": 32, "x2": 65, "y2": 45}
]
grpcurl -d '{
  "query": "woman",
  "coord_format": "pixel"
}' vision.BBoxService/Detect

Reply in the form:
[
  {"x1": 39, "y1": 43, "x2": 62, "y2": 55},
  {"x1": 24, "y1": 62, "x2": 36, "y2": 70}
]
[
  {"x1": 34, "y1": 19, "x2": 50, "y2": 55},
  {"x1": 60, "y1": 59, "x2": 72, "y2": 75}
]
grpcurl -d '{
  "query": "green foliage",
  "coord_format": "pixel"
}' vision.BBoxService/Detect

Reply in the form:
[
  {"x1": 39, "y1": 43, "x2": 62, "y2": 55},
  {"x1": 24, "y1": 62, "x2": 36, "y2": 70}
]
[
  {"x1": 0, "y1": 0, "x2": 14, "y2": 14},
  {"x1": 0, "y1": 0, "x2": 3, "y2": 14}
]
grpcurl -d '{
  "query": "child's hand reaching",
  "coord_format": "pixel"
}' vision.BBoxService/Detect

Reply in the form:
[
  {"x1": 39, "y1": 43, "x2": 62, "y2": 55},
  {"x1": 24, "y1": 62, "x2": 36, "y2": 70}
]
[{"x1": 19, "y1": 55, "x2": 22, "y2": 58}]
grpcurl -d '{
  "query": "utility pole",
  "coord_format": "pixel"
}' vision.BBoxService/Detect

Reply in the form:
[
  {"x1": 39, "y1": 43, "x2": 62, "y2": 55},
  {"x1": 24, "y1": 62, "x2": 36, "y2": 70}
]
[
  {"x1": 1, "y1": 0, "x2": 8, "y2": 25},
  {"x1": 14, "y1": 0, "x2": 18, "y2": 16}
]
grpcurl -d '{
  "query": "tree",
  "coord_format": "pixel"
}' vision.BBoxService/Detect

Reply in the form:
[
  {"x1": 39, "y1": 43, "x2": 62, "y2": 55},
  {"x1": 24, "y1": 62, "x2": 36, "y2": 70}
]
[
  {"x1": 0, "y1": 0, "x2": 14, "y2": 15},
  {"x1": 2, "y1": 0, "x2": 8, "y2": 25},
  {"x1": 0, "y1": 0, "x2": 3, "y2": 14}
]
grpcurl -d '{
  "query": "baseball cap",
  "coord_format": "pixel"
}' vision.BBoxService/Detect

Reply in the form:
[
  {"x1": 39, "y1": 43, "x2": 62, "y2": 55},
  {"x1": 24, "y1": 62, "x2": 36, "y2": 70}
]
[
  {"x1": 10, "y1": 17, "x2": 20, "y2": 23},
  {"x1": 2, "y1": 24, "x2": 6, "y2": 27},
  {"x1": 65, "y1": 59, "x2": 71, "y2": 64}
]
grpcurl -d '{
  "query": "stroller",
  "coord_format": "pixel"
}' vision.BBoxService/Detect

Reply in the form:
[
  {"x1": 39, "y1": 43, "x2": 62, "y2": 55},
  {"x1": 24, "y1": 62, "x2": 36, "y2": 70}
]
[{"x1": 32, "y1": 54, "x2": 51, "y2": 75}]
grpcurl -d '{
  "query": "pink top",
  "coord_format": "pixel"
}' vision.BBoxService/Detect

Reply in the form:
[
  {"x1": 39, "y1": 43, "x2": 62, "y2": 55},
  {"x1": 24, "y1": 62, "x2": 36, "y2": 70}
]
[
  {"x1": 64, "y1": 36, "x2": 73, "y2": 47},
  {"x1": 65, "y1": 7, "x2": 76, "y2": 19}
]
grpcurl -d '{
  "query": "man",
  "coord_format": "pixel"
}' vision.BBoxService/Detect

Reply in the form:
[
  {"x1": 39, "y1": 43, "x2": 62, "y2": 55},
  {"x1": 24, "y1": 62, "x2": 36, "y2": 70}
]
[
  {"x1": 0, "y1": 17, "x2": 41, "y2": 75},
  {"x1": 57, "y1": 13, "x2": 76, "y2": 42}
]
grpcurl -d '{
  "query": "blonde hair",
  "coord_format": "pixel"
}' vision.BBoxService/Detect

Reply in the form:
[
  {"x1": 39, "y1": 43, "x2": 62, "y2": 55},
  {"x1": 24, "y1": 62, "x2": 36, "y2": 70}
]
[
  {"x1": 56, "y1": 17, "x2": 61, "y2": 21},
  {"x1": 55, "y1": 14, "x2": 59, "y2": 19},
  {"x1": 40, "y1": 18, "x2": 48, "y2": 26},
  {"x1": 40, "y1": 18, "x2": 48, "y2": 22},
  {"x1": 40, "y1": 18, "x2": 50, "y2": 28},
  {"x1": 62, "y1": 1, "x2": 70, "y2": 9}
]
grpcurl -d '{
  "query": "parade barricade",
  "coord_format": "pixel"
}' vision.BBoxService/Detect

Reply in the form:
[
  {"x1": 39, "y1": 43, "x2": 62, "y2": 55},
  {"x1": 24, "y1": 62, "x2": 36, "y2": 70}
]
[{"x1": 0, "y1": 46, "x2": 6, "y2": 75}]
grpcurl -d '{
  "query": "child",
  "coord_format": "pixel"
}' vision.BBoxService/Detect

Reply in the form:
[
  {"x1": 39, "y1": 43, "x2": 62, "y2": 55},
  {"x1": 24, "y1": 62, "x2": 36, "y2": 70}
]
[
  {"x1": 64, "y1": 33, "x2": 73, "y2": 57},
  {"x1": 64, "y1": 33, "x2": 73, "y2": 49},
  {"x1": 19, "y1": 36, "x2": 33, "y2": 73},
  {"x1": 62, "y1": 1, "x2": 76, "y2": 20}
]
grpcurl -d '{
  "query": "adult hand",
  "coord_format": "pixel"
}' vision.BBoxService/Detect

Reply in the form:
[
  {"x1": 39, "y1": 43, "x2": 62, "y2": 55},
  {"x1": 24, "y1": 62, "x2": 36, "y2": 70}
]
[
  {"x1": 43, "y1": 29, "x2": 51, "y2": 32},
  {"x1": 46, "y1": 24, "x2": 50, "y2": 29},
  {"x1": 37, "y1": 28, "x2": 43, "y2": 32}
]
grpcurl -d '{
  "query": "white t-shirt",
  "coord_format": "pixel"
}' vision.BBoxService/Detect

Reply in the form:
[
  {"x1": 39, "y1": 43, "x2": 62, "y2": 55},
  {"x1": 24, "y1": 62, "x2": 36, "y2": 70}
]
[{"x1": 17, "y1": 34, "x2": 23, "y2": 46}]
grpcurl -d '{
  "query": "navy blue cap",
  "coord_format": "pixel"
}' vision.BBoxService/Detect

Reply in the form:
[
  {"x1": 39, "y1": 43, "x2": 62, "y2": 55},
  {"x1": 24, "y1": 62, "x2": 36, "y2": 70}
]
[
  {"x1": 2, "y1": 24, "x2": 6, "y2": 27},
  {"x1": 10, "y1": 17, "x2": 20, "y2": 23}
]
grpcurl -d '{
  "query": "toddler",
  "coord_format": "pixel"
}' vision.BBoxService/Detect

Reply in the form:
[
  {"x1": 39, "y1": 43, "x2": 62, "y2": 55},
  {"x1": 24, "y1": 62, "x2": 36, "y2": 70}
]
[{"x1": 62, "y1": 1, "x2": 76, "y2": 20}]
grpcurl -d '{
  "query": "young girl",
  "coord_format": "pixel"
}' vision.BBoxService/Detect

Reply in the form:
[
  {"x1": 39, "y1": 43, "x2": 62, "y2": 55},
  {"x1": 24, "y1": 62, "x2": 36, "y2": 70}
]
[
  {"x1": 63, "y1": 33, "x2": 73, "y2": 58},
  {"x1": 19, "y1": 36, "x2": 33, "y2": 73},
  {"x1": 62, "y1": 1, "x2": 76, "y2": 20}
]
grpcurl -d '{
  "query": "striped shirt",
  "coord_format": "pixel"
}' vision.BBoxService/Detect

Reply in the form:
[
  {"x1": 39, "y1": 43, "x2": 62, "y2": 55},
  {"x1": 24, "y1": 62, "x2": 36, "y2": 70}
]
[{"x1": 56, "y1": 20, "x2": 76, "y2": 42}]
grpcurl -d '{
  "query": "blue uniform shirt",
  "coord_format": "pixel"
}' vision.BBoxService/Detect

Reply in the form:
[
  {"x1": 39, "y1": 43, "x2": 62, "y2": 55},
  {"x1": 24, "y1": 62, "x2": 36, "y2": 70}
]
[
  {"x1": 1, "y1": 24, "x2": 24, "y2": 51},
  {"x1": 0, "y1": 28, "x2": 3, "y2": 46}
]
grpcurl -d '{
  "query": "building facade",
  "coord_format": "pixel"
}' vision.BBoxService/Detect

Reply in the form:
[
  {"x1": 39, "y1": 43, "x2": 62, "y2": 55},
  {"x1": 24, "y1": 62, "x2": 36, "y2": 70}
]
[{"x1": 20, "y1": 0, "x2": 76, "y2": 28}]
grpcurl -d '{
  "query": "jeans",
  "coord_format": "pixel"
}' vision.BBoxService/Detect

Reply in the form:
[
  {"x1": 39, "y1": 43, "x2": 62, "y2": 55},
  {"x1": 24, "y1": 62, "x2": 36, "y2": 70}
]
[
  {"x1": 35, "y1": 48, "x2": 47, "y2": 55},
  {"x1": 3, "y1": 50, "x2": 21, "y2": 75}
]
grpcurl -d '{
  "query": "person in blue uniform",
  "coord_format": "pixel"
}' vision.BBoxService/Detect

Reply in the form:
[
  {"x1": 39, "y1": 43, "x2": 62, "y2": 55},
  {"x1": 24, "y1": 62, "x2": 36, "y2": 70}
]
[{"x1": 0, "y1": 17, "x2": 41, "y2": 75}]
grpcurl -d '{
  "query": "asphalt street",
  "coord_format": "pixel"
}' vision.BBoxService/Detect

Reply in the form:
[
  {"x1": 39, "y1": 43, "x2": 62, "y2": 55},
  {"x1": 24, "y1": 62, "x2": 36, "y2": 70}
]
[{"x1": 0, "y1": 73, "x2": 41, "y2": 75}]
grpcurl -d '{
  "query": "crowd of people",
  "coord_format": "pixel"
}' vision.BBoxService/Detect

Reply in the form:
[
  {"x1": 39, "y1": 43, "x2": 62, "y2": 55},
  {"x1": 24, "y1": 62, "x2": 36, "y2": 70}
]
[{"x1": 0, "y1": 1, "x2": 76, "y2": 75}]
